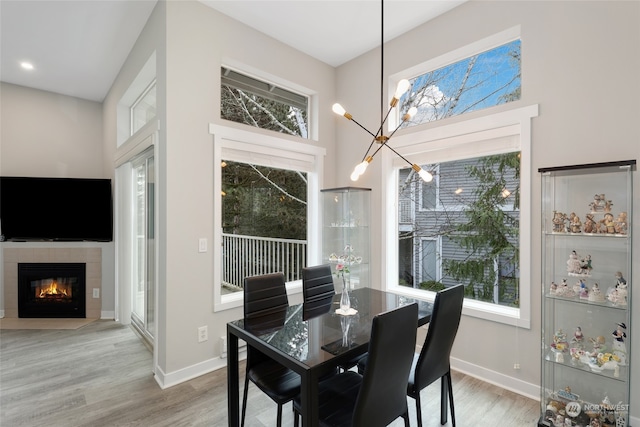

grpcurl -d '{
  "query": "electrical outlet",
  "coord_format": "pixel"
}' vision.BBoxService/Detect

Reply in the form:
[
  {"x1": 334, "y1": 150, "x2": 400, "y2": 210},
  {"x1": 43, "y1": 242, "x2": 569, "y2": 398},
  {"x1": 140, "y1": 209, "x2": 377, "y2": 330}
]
[
  {"x1": 92, "y1": 288, "x2": 100, "y2": 298},
  {"x1": 198, "y1": 326, "x2": 208, "y2": 343},
  {"x1": 513, "y1": 363, "x2": 520, "y2": 370}
]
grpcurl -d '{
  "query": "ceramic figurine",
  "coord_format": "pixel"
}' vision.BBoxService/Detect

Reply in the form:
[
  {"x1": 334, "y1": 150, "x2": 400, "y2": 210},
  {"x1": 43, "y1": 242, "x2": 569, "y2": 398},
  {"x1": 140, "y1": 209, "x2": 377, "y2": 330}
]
[
  {"x1": 588, "y1": 283, "x2": 605, "y2": 302},
  {"x1": 553, "y1": 211, "x2": 567, "y2": 232},
  {"x1": 579, "y1": 280, "x2": 590, "y2": 300},
  {"x1": 601, "y1": 212, "x2": 616, "y2": 234},
  {"x1": 551, "y1": 329, "x2": 568, "y2": 352},
  {"x1": 612, "y1": 322, "x2": 627, "y2": 365},
  {"x1": 571, "y1": 326, "x2": 584, "y2": 348},
  {"x1": 569, "y1": 212, "x2": 582, "y2": 233},
  {"x1": 556, "y1": 278, "x2": 575, "y2": 297},
  {"x1": 567, "y1": 251, "x2": 582, "y2": 275},
  {"x1": 614, "y1": 211, "x2": 628, "y2": 234},
  {"x1": 589, "y1": 335, "x2": 606, "y2": 354},
  {"x1": 550, "y1": 281, "x2": 558, "y2": 295},
  {"x1": 584, "y1": 213, "x2": 597, "y2": 233}
]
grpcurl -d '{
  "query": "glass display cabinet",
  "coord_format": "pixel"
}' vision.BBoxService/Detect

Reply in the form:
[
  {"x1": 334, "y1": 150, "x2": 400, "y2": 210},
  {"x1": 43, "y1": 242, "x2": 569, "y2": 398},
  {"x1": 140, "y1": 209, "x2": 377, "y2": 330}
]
[
  {"x1": 538, "y1": 160, "x2": 634, "y2": 427},
  {"x1": 321, "y1": 187, "x2": 371, "y2": 289}
]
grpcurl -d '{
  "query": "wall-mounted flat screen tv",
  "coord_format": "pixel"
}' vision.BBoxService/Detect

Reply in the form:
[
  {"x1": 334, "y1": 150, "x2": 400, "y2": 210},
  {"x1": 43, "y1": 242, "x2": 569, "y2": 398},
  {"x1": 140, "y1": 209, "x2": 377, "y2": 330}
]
[{"x1": 0, "y1": 177, "x2": 113, "y2": 242}]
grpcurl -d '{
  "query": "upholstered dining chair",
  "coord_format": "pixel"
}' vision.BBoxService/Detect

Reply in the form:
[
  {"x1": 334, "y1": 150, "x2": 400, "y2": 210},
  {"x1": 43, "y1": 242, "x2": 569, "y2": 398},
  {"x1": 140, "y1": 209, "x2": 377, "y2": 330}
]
[
  {"x1": 301, "y1": 264, "x2": 366, "y2": 371},
  {"x1": 242, "y1": 272, "x2": 300, "y2": 427},
  {"x1": 294, "y1": 303, "x2": 418, "y2": 427},
  {"x1": 359, "y1": 284, "x2": 464, "y2": 427}
]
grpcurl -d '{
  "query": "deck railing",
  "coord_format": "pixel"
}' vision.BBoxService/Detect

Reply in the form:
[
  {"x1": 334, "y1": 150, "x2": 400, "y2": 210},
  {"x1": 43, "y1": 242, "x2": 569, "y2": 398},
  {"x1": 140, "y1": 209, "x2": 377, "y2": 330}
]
[{"x1": 221, "y1": 233, "x2": 307, "y2": 289}]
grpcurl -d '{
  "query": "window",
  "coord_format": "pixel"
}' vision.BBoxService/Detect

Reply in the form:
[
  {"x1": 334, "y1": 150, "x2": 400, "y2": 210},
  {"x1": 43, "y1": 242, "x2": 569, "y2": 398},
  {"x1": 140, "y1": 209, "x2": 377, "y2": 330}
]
[
  {"x1": 220, "y1": 160, "x2": 307, "y2": 295},
  {"x1": 210, "y1": 124, "x2": 325, "y2": 311},
  {"x1": 131, "y1": 81, "x2": 156, "y2": 135},
  {"x1": 383, "y1": 105, "x2": 537, "y2": 328},
  {"x1": 400, "y1": 153, "x2": 520, "y2": 307},
  {"x1": 221, "y1": 67, "x2": 309, "y2": 138},
  {"x1": 399, "y1": 39, "x2": 521, "y2": 126}
]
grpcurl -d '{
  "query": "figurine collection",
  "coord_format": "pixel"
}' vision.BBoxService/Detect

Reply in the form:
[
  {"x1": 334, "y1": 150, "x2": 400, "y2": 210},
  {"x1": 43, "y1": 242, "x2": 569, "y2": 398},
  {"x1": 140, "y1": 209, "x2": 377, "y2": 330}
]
[
  {"x1": 551, "y1": 194, "x2": 628, "y2": 235},
  {"x1": 545, "y1": 322, "x2": 629, "y2": 426},
  {"x1": 549, "y1": 253, "x2": 628, "y2": 307}
]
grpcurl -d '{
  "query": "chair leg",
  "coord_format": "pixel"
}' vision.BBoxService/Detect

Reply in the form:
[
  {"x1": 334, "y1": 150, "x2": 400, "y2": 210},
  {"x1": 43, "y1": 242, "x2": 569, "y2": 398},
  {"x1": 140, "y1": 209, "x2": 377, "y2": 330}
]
[
  {"x1": 415, "y1": 390, "x2": 423, "y2": 427},
  {"x1": 276, "y1": 404, "x2": 283, "y2": 427},
  {"x1": 402, "y1": 410, "x2": 411, "y2": 427},
  {"x1": 440, "y1": 376, "x2": 448, "y2": 425},
  {"x1": 447, "y1": 371, "x2": 456, "y2": 427},
  {"x1": 241, "y1": 373, "x2": 250, "y2": 427}
]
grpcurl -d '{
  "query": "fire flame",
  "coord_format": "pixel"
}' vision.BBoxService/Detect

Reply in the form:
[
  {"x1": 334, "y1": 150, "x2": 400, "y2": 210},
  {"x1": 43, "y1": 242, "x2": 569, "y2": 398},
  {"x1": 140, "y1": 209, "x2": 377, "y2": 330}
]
[{"x1": 39, "y1": 280, "x2": 69, "y2": 298}]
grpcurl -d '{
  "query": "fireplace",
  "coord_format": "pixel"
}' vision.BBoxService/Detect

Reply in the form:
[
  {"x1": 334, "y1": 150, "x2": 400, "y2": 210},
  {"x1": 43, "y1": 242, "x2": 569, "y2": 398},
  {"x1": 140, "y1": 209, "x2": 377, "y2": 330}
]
[{"x1": 18, "y1": 263, "x2": 86, "y2": 318}]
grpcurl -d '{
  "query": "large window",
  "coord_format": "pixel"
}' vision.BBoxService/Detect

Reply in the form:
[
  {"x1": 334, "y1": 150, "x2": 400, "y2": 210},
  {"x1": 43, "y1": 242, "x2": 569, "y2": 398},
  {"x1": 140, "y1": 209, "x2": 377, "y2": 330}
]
[
  {"x1": 210, "y1": 124, "x2": 325, "y2": 311},
  {"x1": 220, "y1": 160, "x2": 308, "y2": 294},
  {"x1": 384, "y1": 104, "x2": 537, "y2": 327},
  {"x1": 399, "y1": 153, "x2": 520, "y2": 307},
  {"x1": 221, "y1": 67, "x2": 309, "y2": 138}
]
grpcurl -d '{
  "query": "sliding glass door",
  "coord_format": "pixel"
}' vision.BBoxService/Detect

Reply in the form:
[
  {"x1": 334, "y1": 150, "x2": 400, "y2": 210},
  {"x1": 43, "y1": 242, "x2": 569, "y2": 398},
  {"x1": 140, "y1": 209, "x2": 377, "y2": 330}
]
[{"x1": 131, "y1": 147, "x2": 155, "y2": 345}]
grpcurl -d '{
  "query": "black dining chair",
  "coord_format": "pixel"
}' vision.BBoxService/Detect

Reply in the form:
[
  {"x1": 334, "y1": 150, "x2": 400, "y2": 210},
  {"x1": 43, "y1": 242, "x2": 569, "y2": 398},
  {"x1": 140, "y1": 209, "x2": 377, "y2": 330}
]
[
  {"x1": 301, "y1": 264, "x2": 336, "y2": 320},
  {"x1": 359, "y1": 284, "x2": 464, "y2": 427},
  {"x1": 294, "y1": 303, "x2": 418, "y2": 427},
  {"x1": 301, "y1": 264, "x2": 366, "y2": 371},
  {"x1": 242, "y1": 272, "x2": 300, "y2": 427}
]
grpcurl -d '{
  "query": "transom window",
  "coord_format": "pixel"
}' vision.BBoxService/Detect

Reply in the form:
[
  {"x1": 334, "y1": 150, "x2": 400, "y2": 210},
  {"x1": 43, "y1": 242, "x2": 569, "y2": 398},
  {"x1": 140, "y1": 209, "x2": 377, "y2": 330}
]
[
  {"x1": 221, "y1": 67, "x2": 309, "y2": 138},
  {"x1": 398, "y1": 39, "x2": 521, "y2": 127}
]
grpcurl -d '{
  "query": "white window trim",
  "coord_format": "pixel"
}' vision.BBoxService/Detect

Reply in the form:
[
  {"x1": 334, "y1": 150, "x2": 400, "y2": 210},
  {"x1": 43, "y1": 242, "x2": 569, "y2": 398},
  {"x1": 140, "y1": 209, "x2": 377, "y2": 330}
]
[
  {"x1": 382, "y1": 104, "x2": 538, "y2": 329},
  {"x1": 209, "y1": 124, "x2": 326, "y2": 312}
]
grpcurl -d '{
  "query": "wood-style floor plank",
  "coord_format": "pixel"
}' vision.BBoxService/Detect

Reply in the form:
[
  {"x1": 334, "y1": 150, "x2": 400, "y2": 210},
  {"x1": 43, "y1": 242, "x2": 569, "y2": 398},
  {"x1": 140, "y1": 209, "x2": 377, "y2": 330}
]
[{"x1": 0, "y1": 320, "x2": 539, "y2": 426}]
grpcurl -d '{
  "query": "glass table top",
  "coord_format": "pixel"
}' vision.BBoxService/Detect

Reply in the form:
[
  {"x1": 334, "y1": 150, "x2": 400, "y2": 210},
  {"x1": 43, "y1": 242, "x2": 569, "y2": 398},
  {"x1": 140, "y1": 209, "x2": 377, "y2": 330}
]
[{"x1": 228, "y1": 288, "x2": 433, "y2": 369}]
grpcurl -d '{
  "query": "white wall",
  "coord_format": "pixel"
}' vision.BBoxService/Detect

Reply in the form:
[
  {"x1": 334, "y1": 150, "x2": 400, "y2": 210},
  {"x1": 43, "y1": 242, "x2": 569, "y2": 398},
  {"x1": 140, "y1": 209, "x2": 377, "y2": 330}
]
[{"x1": 335, "y1": 0, "x2": 639, "y2": 419}]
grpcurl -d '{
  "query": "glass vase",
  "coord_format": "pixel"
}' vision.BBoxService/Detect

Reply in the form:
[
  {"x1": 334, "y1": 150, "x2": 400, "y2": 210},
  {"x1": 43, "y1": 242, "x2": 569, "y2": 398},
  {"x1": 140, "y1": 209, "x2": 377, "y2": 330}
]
[{"x1": 340, "y1": 274, "x2": 351, "y2": 312}]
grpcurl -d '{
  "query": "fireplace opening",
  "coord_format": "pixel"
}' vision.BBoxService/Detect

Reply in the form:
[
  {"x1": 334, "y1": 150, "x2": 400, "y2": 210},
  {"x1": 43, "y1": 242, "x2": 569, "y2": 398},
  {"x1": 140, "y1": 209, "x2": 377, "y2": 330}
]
[{"x1": 18, "y1": 263, "x2": 86, "y2": 318}]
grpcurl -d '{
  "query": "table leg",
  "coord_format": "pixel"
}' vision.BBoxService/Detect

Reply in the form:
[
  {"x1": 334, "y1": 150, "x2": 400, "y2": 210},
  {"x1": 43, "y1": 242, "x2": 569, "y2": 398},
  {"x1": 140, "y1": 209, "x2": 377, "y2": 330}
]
[
  {"x1": 300, "y1": 369, "x2": 319, "y2": 426},
  {"x1": 227, "y1": 329, "x2": 239, "y2": 427}
]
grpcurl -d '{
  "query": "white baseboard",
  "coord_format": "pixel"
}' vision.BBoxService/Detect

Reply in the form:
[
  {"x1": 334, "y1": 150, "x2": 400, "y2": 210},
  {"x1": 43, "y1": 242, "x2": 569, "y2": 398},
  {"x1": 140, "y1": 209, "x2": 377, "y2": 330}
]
[
  {"x1": 0, "y1": 309, "x2": 5, "y2": 318},
  {"x1": 100, "y1": 311, "x2": 115, "y2": 319},
  {"x1": 155, "y1": 357, "x2": 228, "y2": 389},
  {"x1": 451, "y1": 357, "x2": 540, "y2": 401}
]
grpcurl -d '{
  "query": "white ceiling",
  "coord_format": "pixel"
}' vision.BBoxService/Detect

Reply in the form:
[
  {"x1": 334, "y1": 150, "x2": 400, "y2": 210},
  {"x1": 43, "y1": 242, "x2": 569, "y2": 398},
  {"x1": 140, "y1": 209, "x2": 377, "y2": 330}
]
[{"x1": 0, "y1": 0, "x2": 465, "y2": 102}]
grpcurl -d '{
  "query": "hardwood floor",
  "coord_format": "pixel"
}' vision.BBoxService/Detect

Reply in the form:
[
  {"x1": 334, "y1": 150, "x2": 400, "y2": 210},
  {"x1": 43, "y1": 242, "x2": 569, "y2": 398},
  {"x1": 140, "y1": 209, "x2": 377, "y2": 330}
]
[{"x1": 0, "y1": 320, "x2": 540, "y2": 426}]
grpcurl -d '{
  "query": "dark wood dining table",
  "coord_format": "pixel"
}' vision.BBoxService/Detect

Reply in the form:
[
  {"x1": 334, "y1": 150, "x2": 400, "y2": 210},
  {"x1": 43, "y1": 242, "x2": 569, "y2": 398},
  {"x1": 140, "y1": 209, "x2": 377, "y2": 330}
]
[{"x1": 226, "y1": 287, "x2": 433, "y2": 427}]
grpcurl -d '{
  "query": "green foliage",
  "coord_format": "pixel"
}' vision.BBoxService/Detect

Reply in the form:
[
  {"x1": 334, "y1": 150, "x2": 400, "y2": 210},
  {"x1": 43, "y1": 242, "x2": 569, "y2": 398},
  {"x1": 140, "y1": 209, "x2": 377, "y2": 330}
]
[
  {"x1": 441, "y1": 152, "x2": 520, "y2": 307},
  {"x1": 419, "y1": 280, "x2": 445, "y2": 292},
  {"x1": 221, "y1": 161, "x2": 307, "y2": 239}
]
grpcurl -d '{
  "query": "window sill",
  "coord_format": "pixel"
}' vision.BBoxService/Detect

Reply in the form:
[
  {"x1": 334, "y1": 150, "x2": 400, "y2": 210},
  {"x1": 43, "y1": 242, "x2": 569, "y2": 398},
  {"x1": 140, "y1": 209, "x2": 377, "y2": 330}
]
[
  {"x1": 214, "y1": 280, "x2": 303, "y2": 312},
  {"x1": 386, "y1": 285, "x2": 530, "y2": 329}
]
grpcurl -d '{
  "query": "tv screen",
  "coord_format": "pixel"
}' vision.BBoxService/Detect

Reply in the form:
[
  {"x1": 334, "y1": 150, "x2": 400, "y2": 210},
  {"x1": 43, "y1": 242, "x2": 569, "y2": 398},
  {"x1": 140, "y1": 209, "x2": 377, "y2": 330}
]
[{"x1": 0, "y1": 177, "x2": 113, "y2": 242}]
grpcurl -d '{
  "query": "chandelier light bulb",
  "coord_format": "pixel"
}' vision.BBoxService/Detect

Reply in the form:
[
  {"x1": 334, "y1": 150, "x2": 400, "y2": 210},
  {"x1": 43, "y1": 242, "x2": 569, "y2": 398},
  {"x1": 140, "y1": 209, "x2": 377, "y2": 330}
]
[
  {"x1": 355, "y1": 160, "x2": 369, "y2": 175},
  {"x1": 350, "y1": 169, "x2": 361, "y2": 182},
  {"x1": 394, "y1": 79, "x2": 411, "y2": 99},
  {"x1": 418, "y1": 168, "x2": 433, "y2": 182},
  {"x1": 332, "y1": 103, "x2": 346, "y2": 116}
]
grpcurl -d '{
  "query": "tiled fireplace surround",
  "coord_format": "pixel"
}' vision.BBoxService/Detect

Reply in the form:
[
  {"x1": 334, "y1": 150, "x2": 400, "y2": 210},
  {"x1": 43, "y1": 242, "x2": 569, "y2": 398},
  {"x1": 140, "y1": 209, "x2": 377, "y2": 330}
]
[{"x1": 3, "y1": 247, "x2": 101, "y2": 319}]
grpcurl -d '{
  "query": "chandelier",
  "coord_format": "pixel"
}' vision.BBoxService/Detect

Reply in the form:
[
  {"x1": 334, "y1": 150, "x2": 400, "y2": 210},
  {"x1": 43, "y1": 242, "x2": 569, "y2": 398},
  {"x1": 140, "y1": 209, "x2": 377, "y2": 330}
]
[{"x1": 332, "y1": 0, "x2": 433, "y2": 183}]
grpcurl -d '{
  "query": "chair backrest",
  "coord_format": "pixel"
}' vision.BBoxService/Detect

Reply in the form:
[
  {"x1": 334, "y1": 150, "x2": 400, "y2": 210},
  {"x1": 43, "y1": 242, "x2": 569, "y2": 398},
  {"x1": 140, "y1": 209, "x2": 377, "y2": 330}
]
[
  {"x1": 301, "y1": 264, "x2": 335, "y2": 319},
  {"x1": 243, "y1": 272, "x2": 289, "y2": 367},
  {"x1": 352, "y1": 303, "x2": 418, "y2": 426},
  {"x1": 414, "y1": 284, "x2": 464, "y2": 388},
  {"x1": 243, "y1": 272, "x2": 289, "y2": 320}
]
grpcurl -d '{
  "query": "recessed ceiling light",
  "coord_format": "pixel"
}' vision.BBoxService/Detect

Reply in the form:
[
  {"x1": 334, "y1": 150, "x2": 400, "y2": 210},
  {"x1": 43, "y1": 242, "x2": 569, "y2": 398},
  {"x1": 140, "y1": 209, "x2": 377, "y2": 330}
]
[{"x1": 20, "y1": 62, "x2": 34, "y2": 70}]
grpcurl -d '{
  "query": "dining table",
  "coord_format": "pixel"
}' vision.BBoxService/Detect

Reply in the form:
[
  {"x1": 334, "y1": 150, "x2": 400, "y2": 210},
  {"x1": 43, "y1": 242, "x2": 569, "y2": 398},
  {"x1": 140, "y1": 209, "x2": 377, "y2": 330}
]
[{"x1": 226, "y1": 287, "x2": 433, "y2": 427}]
